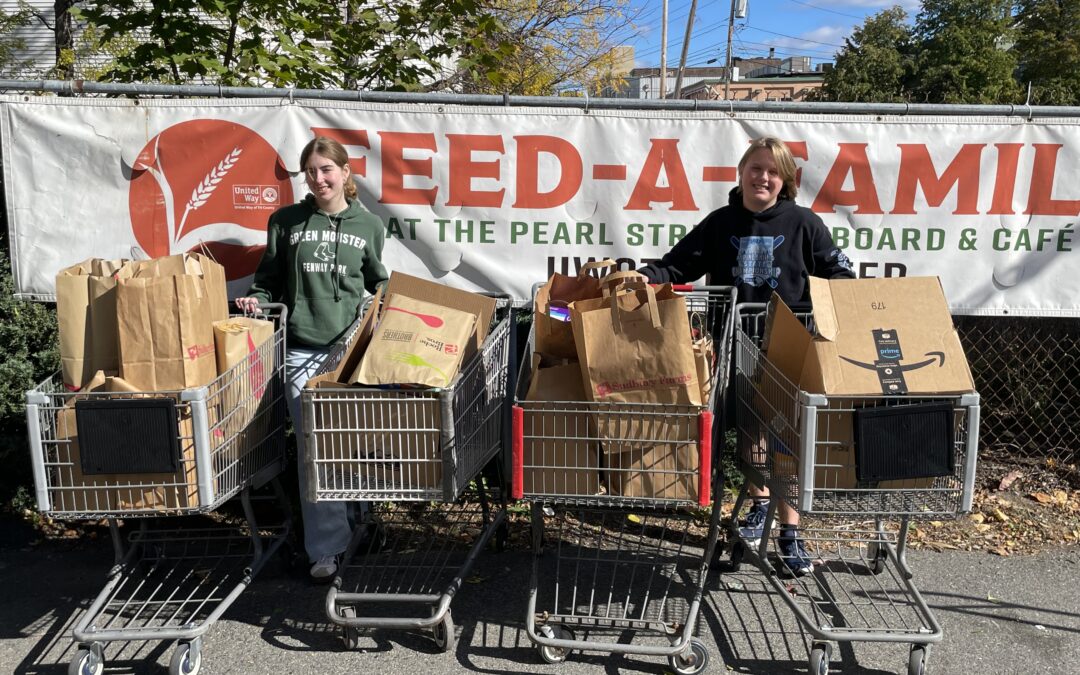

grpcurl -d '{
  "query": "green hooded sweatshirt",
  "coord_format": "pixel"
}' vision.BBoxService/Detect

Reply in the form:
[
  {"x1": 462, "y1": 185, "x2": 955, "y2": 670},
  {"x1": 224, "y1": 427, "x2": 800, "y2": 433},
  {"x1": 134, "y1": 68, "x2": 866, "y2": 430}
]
[{"x1": 247, "y1": 195, "x2": 388, "y2": 347}]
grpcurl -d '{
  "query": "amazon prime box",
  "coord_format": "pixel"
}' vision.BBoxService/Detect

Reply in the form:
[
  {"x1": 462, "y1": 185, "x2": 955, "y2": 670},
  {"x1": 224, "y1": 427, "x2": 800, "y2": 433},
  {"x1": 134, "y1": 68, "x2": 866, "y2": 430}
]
[{"x1": 760, "y1": 276, "x2": 975, "y2": 490}]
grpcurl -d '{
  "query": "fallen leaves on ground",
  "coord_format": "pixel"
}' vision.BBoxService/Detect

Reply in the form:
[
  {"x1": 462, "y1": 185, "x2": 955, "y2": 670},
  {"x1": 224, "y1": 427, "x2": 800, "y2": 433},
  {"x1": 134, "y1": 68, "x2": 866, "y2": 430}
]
[{"x1": 901, "y1": 456, "x2": 1080, "y2": 555}]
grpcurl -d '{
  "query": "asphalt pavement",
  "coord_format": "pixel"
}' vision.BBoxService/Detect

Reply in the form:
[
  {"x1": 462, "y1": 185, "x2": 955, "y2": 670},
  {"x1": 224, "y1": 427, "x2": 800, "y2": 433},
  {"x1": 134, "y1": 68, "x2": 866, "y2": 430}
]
[{"x1": 1, "y1": 513, "x2": 1078, "y2": 675}]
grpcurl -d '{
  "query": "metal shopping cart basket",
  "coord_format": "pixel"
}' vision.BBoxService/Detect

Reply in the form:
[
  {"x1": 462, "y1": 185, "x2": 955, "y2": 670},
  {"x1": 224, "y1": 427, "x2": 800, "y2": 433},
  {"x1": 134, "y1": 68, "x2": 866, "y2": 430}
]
[
  {"x1": 24, "y1": 303, "x2": 291, "y2": 675},
  {"x1": 303, "y1": 294, "x2": 513, "y2": 652},
  {"x1": 511, "y1": 284, "x2": 736, "y2": 674},
  {"x1": 728, "y1": 303, "x2": 981, "y2": 675}
]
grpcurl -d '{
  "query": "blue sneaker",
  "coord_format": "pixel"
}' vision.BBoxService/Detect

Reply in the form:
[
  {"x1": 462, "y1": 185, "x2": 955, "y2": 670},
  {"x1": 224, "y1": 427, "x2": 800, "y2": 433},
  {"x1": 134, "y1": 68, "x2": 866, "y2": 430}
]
[
  {"x1": 738, "y1": 500, "x2": 770, "y2": 546},
  {"x1": 778, "y1": 530, "x2": 816, "y2": 577}
]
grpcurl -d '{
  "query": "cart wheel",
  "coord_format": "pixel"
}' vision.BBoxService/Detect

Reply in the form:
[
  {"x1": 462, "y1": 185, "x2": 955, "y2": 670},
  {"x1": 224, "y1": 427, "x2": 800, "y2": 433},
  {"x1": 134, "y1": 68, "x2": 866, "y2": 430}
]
[
  {"x1": 809, "y1": 642, "x2": 832, "y2": 675},
  {"x1": 866, "y1": 542, "x2": 887, "y2": 575},
  {"x1": 432, "y1": 612, "x2": 455, "y2": 652},
  {"x1": 908, "y1": 645, "x2": 928, "y2": 675},
  {"x1": 538, "y1": 625, "x2": 575, "y2": 664},
  {"x1": 341, "y1": 606, "x2": 360, "y2": 650},
  {"x1": 169, "y1": 642, "x2": 201, "y2": 675},
  {"x1": 668, "y1": 638, "x2": 710, "y2": 675},
  {"x1": 68, "y1": 649, "x2": 103, "y2": 675},
  {"x1": 729, "y1": 541, "x2": 745, "y2": 572}
]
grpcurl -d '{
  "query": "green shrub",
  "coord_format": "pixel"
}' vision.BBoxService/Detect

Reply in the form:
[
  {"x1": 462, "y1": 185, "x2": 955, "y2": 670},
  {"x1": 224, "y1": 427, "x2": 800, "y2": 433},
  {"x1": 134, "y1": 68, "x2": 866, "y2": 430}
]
[{"x1": 0, "y1": 225, "x2": 59, "y2": 507}]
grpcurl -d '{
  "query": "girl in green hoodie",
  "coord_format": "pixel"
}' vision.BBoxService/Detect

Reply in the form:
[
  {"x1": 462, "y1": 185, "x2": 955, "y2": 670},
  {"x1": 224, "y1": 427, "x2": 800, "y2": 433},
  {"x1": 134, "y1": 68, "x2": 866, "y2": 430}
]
[{"x1": 237, "y1": 136, "x2": 388, "y2": 581}]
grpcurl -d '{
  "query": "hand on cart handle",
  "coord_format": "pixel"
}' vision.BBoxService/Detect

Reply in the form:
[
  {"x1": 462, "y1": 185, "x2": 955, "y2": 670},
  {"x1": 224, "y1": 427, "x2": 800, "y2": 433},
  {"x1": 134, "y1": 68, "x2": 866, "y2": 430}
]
[{"x1": 234, "y1": 296, "x2": 263, "y2": 315}]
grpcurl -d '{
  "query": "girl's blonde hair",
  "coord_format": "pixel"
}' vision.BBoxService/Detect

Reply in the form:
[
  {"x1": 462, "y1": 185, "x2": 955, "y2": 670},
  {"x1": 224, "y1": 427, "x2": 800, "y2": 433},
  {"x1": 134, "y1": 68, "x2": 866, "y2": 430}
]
[
  {"x1": 736, "y1": 136, "x2": 798, "y2": 201},
  {"x1": 300, "y1": 136, "x2": 357, "y2": 201}
]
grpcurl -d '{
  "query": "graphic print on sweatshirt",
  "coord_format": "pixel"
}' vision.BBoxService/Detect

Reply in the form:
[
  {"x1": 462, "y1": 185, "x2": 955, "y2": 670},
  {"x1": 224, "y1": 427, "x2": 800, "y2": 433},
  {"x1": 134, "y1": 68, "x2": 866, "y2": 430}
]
[
  {"x1": 290, "y1": 228, "x2": 368, "y2": 277},
  {"x1": 731, "y1": 235, "x2": 786, "y2": 289}
]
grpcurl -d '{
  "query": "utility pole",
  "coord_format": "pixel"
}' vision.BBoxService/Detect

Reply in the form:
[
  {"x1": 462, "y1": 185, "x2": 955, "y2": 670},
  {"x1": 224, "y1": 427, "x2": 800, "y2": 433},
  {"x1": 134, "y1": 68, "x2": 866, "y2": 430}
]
[
  {"x1": 723, "y1": 0, "x2": 737, "y2": 100},
  {"x1": 659, "y1": 0, "x2": 668, "y2": 99},
  {"x1": 673, "y1": 0, "x2": 698, "y2": 99}
]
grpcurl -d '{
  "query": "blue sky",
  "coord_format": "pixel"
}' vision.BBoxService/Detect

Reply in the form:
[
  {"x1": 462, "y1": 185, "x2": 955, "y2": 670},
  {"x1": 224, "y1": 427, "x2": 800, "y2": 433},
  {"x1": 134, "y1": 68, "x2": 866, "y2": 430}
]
[{"x1": 621, "y1": 0, "x2": 920, "y2": 70}]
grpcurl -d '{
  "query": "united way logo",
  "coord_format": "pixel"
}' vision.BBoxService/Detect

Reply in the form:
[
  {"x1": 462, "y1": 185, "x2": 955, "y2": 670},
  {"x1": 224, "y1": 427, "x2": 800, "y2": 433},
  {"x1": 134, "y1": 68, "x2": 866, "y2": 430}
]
[
  {"x1": 731, "y1": 235, "x2": 785, "y2": 289},
  {"x1": 127, "y1": 119, "x2": 293, "y2": 280}
]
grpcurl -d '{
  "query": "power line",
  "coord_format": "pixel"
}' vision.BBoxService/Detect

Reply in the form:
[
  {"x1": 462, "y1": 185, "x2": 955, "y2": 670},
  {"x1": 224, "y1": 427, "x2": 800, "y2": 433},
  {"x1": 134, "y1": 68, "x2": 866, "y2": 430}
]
[
  {"x1": 784, "y1": 0, "x2": 865, "y2": 20},
  {"x1": 744, "y1": 24, "x2": 847, "y2": 49}
]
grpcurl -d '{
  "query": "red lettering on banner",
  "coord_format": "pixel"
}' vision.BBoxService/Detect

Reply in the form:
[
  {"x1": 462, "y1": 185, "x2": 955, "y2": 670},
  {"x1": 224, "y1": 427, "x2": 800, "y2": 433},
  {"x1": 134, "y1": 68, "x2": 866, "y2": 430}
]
[
  {"x1": 702, "y1": 166, "x2": 736, "y2": 182},
  {"x1": 593, "y1": 164, "x2": 627, "y2": 180},
  {"x1": 379, "y1": 131, "x2": 438, "y2": 205},
  {"x1": 989, "y1": 143, "x2": 1023, "y2": 215},
  {"x1": 1026, "y1": 144, "x2": 1080, "y2": 216},
  {"x1": 513, "y1": 135, "x2": 582, "y2": 208},
  {"x1": 625, "y1": 139, "x2": 697, "y2": 211},
  {"x1": 892, "y1": 144, "x2": 983, "y2": 215},
  {"x1": 446, "y1": 134, "x2": 505, "y2": 207},
  {"x1": 812, "y1": 143, "x2": 883, "y2": 214},
  {"x1": 311, "y1": 127, "x2": 370, "y2": 177}
]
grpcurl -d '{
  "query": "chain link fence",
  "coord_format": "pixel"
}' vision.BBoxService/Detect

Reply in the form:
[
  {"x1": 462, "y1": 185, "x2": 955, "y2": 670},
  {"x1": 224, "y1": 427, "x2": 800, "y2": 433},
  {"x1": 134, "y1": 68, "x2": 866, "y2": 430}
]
[{"x1": 956, "y1": 315, "x2": 1080, "y2": 472}]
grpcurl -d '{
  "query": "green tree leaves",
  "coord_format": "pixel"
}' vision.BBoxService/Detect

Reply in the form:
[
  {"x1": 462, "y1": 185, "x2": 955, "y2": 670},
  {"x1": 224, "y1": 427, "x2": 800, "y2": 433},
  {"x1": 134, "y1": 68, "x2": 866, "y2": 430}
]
[
  {"x1": 72, "y1": 0, "x2": 508, "y2": 91},
  {"x1": 1014, "y1": 0, "x2": 1080, "y2": 105},
  {"x1": 817, "y1": 7, "x2": 915, "y2": 103},
  {"x1": 818, "y1": 0, "x2": 1022, "y2": 104}
]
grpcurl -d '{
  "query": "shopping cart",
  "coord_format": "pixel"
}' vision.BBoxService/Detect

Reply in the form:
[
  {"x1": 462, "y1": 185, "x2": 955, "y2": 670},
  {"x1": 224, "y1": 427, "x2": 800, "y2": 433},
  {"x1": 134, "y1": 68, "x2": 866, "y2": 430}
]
[
  {"x1": 728, "y1": 303, "x2": 981, "y2": 675},
  {"x1": 303, "y1": 294, "x2": 513, "y2": 651},
  {"x1": 24, "y1": 303, "x2": 290, "y2": 675},
  {"x1": 511, "y1": 284, "x2": 736, "y2": 674}
]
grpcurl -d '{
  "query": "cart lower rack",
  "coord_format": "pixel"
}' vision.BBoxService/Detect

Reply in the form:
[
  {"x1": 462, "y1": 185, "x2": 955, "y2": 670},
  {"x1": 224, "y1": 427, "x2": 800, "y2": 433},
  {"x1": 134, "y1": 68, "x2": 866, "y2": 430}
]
[
  {"x1": 68, "y1": 482, "x2": 290, "y2": 675},
  {"x1": 525, "y1": 504, "x2": 719, "y2": 674},
  {"x1": 327, "y1": 484, "x2": 506, "y2": 652}
]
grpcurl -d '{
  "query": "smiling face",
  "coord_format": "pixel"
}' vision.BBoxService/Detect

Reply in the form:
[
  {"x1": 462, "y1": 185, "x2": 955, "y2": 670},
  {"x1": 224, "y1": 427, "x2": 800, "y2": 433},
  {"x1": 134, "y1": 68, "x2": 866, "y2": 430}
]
[
  {"x1": 738, "y1": 147, "x2": 784, "y2": 213},
  {"x1": 304, "y1": 151, "x2": 350, "y2": 212}
]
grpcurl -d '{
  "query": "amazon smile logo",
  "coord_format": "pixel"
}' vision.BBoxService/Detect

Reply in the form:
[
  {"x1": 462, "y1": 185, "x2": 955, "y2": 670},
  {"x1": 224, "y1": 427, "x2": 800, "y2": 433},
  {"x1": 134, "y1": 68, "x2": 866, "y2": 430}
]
[{"x1": 838, "y1": 351, "x2": 946, "y2": 373}]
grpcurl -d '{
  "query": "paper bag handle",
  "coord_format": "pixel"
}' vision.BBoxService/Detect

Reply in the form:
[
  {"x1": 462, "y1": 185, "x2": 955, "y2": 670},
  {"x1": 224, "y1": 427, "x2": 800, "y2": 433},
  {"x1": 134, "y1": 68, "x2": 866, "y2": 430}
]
[
  {"x1": 577, "y1": 259, "x2": 616, "y2": 277},
  {"x1": 599, "y1": 270, "x2": 647, "y2": 297},
  {"x1": 610, "y1": 280, "x2": 662, "y2": 331}
]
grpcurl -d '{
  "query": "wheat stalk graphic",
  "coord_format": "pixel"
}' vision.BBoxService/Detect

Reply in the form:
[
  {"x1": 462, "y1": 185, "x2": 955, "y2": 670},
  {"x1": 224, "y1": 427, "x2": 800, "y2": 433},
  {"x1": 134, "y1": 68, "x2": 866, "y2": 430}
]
[{"x1": 176, "y1": 147, "x2": 242, "y2": 241}]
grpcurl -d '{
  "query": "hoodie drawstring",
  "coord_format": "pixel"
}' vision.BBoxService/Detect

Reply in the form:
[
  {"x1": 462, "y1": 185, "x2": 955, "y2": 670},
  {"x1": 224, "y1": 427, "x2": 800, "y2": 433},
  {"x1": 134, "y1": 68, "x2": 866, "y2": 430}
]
[{"x1": 329, "y1": 213, "x2": 341, "y2": 302}]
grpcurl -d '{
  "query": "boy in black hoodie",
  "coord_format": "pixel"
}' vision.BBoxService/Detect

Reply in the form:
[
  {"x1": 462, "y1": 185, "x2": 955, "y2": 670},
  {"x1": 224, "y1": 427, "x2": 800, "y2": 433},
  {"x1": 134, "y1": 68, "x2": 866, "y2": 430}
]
[{"x1": 640, "y1": 137, "x2": 854, "y2": 576}]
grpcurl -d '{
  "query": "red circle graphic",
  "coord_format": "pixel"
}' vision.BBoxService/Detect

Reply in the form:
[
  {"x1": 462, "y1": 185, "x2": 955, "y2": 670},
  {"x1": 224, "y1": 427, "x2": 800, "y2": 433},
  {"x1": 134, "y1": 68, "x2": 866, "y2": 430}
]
[{"x1": 128, "y1": 119, "x2": 293, "y2": 280}]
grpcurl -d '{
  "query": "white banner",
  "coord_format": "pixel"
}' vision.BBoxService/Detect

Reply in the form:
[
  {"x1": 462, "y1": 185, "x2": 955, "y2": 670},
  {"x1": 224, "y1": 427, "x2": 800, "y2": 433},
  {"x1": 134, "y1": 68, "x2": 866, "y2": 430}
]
[{"x1": 4, "y1": 96, "x2": 1080, "y2": 315}]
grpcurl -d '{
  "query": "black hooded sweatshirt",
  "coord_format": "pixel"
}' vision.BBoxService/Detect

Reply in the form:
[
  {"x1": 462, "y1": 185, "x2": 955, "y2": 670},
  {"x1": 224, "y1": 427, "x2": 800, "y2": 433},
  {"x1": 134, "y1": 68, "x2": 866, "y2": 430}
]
[{"x1": 639, "y1": 189, "x2": 854, "y2": 305}]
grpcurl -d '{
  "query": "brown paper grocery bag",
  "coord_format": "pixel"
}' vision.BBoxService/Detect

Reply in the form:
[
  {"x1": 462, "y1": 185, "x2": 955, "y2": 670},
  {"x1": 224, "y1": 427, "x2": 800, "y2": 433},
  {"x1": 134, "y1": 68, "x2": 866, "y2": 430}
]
[
  {"x1": 214, "y1": 317, "x2": 275, "y2": 377},
  {"x1": 691, "y1": 313, "x2": 715, "y2": 404},
  {"x1": 534, "y1": 259, "x2": 639, "y2": 360},
  {"x1": 55, "y1": 258, "x2": 129, "y2": 390},
  {"x1": 522, "y1": 356, "x2": 600, "y2": 496},
  {"x1": 116, "y1": 253, "x2": 227, "y2": 391},
  {"x1": 570, "y1": 281, "x2": 701, "y2": 406},
  {"x1": 352, "y1": 294, "x2": 478, "y2": 388},
  {"x1": 212, "y1": 317, "x2": 275, "y2": 438}
]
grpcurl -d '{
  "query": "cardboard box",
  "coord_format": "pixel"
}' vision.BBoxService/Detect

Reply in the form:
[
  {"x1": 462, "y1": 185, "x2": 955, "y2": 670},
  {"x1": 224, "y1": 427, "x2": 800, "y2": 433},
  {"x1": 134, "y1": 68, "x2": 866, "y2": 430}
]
[
  {"x1": 383, "y1": 272, "x2": 496, "y2": 355},
  {"x1": 760, "y1": 276, "x2": 974, "y2": 490},
  {"x1": 521, "y1": 357, "x2": 600, "y2": 496},
  {"x1": 764, "y1": 276, "x2": 974, "y2": 397}
]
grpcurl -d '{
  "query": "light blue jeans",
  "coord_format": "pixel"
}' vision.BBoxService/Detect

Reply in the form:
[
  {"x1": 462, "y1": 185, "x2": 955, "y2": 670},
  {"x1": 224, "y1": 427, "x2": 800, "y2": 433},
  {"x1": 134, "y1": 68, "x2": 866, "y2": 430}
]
[{"x1": 286, "y1": 346, "x2": 353, "y2": 562}]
